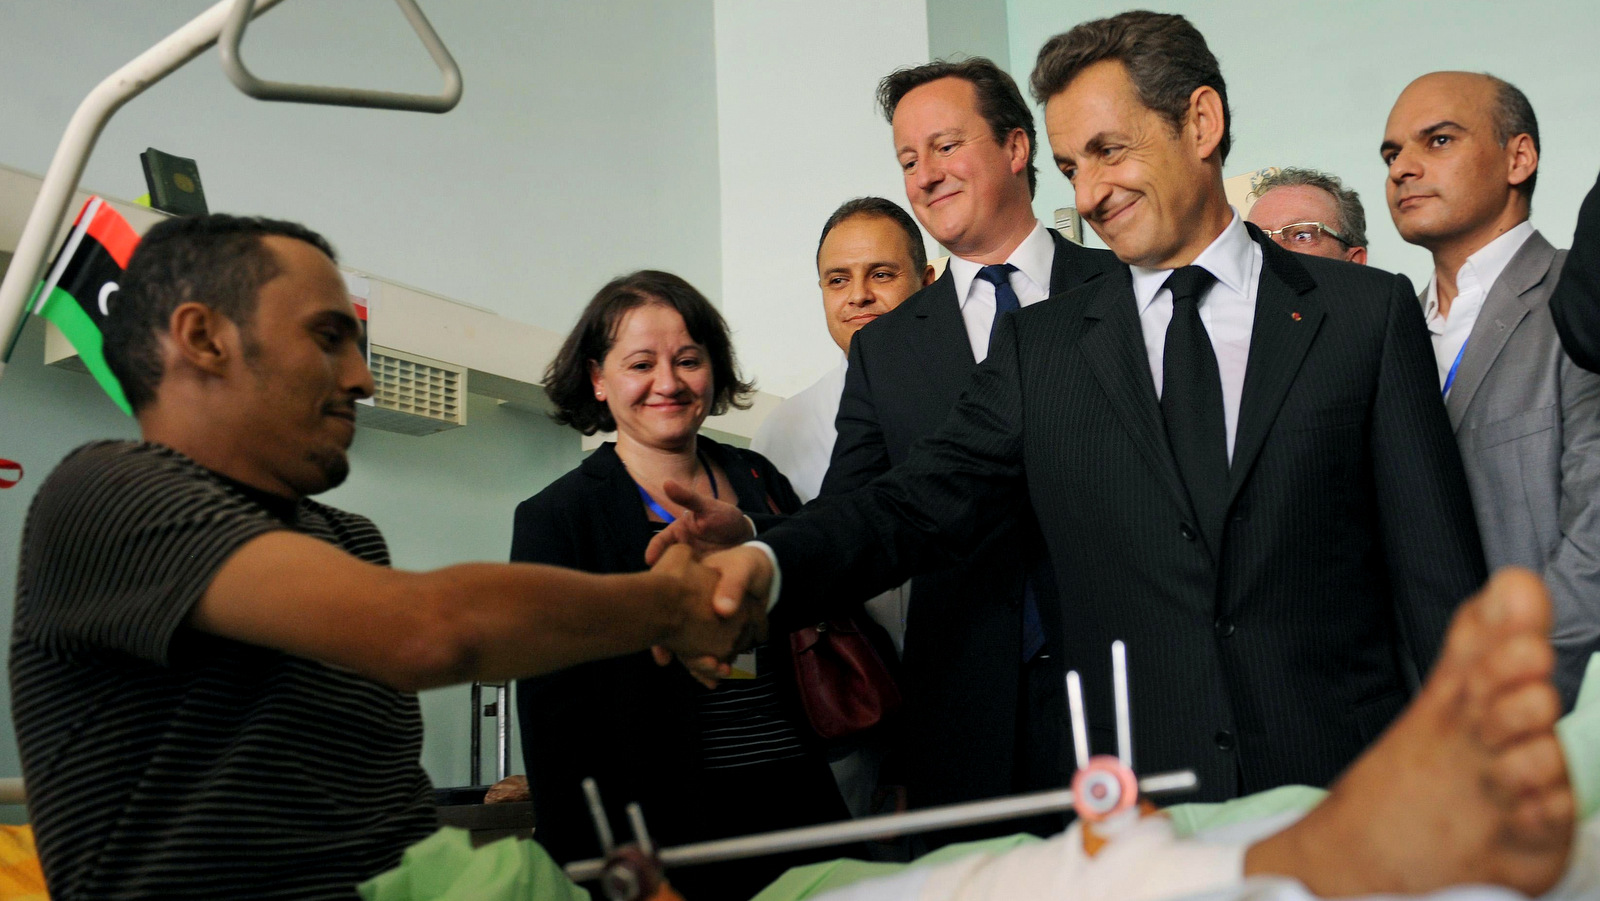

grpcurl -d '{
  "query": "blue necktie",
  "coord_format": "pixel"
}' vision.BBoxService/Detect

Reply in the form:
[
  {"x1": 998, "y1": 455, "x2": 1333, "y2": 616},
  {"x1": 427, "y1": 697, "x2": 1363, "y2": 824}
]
[
  {"x1": 977, "y1": 264, "x2": 1021, "y2": 354},
  {"x1": 976, "y1": 263, "x2": 1046, "y2": 661}
]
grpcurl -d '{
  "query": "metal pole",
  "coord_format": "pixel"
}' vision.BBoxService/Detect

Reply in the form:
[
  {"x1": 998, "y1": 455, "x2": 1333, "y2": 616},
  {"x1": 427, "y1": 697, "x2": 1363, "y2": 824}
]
[
  {"x1": 495, "y1": 683, "x2": 510, "y2": 783},
  {"x1": 565, "y1": 770, "x2": 1198, "y2": 883},
  {"x1": 0, "y1": 0, "x2": 287, "y2": 382},
  {"x1": 468, "y1": 682, "x2": 483, "y2": 786}
]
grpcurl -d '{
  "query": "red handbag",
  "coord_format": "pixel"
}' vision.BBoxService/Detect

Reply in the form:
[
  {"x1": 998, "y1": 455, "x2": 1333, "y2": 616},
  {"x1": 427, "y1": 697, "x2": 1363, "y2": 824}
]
[{"x1": 789, "y1": 617, "x2": 903, "y2": 740}]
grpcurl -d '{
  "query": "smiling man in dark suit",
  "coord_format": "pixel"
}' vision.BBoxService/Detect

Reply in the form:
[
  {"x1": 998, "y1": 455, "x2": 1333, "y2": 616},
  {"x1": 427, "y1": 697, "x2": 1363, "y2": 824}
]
[
  {"x1": 816, "y1": 58, "x2": 1113, "y2": 836},
  {"x1": 685, "y1": 11, "x2": 1486, "y2": 803}
]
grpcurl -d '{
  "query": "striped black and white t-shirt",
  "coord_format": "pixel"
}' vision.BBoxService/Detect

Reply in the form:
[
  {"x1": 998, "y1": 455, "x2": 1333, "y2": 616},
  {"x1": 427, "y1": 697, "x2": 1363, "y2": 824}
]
[
  {"x1": 694, "y1": 642, "x2": 807, "y2": 770},
  {"x1": 11, "y1": 441, "x2": 437, "y2": 900}
]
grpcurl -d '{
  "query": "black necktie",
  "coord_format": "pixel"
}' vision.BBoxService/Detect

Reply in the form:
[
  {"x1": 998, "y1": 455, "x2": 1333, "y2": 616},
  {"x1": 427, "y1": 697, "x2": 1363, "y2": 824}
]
[
  {"x1": 976, "y1": 263, "x2": 1045, "y2": 660},
  {"x1": 1160, "y1": 265, "x2": 1227, "y2": 553}
]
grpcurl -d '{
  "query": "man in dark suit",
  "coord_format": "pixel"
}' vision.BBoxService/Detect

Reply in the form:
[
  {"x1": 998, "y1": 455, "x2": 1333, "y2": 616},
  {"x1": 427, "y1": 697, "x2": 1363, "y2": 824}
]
[
  {"x1": 685, "y1": 11, "x2": 1485, "y2": 802},
  {"x1": 823, "y1": 58, "x2": 1114, "y2": 831}
]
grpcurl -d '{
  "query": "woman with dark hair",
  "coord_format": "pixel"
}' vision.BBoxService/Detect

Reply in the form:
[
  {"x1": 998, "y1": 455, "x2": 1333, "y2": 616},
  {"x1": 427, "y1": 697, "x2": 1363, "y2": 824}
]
[{"x1": 513, "y1": 271, "x2": 850, "y2": 900}]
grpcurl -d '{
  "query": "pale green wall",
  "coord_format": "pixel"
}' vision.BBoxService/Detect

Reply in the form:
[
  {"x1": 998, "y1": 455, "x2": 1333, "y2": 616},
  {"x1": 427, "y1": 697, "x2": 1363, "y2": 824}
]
[
  {"x1": 927, "y1": 0, "x2": 1009, "y2": 68},
  {"x1": 1005, "y1": 0, "x2": 1600, "y2": 286}
]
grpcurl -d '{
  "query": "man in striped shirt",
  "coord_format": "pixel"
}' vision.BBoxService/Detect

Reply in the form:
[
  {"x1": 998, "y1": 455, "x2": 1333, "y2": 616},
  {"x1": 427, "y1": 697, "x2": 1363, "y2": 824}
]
[{"x1": 10, "y1": 214, "x2": 762, "y2": 900}]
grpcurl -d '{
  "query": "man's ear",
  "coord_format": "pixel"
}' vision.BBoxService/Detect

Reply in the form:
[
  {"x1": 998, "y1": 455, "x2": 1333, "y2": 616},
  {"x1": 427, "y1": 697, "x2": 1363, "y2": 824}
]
[
  {"x1": 1187, "y1": 85, "x2": 1226, "y2": 164},
  {"x1": 166, "y1": 302, "x2": 235, "y2": 377},
  {"x1": 921, "y1": 264, "x2": 937, "y2": 287},
  {"x1": 1006, "y1": 127, "x2": 1031, "y2": 179},
  {"x1": 1505, "y1": 132, "x2": 1538, "y2": 192}
]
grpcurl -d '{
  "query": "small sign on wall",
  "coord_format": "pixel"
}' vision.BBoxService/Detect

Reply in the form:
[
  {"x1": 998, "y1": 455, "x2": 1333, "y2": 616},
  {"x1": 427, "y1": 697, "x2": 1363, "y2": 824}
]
[{"x1": 343, "y1": 272, "x2": 374, "y2": 408}]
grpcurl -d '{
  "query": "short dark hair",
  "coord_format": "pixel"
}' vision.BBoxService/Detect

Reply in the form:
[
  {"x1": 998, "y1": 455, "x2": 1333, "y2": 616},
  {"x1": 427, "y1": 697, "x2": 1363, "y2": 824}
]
[
  {"x1": 1485, "y1": 73, "x2": 1540, "y2": 202},
  {"x1": 106, "y1": 214, "x2": 338, "y2": 413},
  {"x1": 815, "y1": 197, "x2": 927, "y2": 273},
  {"x1": 1252, "y1": 168, "x2": 1369, "y2": 248},
  {"x1": 877, "y1": 58, "x2": 1039, "y2": 197},
  {"x1": 544, "y1": 270, "x2": 753, "y2": 436},
  {"x1": 1029, "y1": 10, "x2": 1232, "y2": 164}
]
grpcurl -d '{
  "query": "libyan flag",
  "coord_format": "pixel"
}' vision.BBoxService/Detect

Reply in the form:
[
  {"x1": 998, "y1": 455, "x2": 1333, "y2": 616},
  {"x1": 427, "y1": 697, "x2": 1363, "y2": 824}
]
[{"x1": 31, "y1": 196, "x2": 139, "y2": 415}]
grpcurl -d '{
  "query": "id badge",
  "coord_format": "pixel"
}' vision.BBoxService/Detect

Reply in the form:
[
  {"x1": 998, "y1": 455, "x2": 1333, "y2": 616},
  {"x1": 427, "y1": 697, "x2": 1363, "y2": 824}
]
[{"x1": 726, "y1": 650, "x2": 759, "y2": 680}]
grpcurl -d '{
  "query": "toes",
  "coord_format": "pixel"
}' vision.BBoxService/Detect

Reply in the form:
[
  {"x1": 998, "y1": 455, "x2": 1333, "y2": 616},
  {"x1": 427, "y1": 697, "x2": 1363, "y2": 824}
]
[
  {"x1": 1487, "y1": 734, "x2": 1570, "y2": 803},
  {"x1": 1480, "y1": 567, "x2": 1555, "y2": 636},
  {"x1": 1477, "y1": 635, "x2": 1557, "y2": 690},
  {"x1": 1424, "y1": 567, "x2": 1549, "y2": 703},
  {"x1": 1474, "y1": 661, "x2": 1560, "y2": 749},
  {"x1": 1504, "y1": 786, "x2": 1577, "y2": 848}
]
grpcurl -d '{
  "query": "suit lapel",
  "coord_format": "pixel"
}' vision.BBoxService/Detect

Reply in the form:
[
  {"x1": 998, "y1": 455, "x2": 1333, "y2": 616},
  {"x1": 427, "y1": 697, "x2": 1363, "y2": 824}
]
[
  {"x1": 1049, "y1": 230, "x2": 1077, "y2": 294},
  {"x1": 1079, "y1": 267, "x2": 1193, "y2": 517},
  {"x1": 1443, "y1": 231, "x2": 1554, "y2": 429},
  {"x1": 911, "y1": 269, "x2": 980, "y2": 399},
  {"x1": 1228, "y1": 234, "x2": 1324, "y2": 506}
]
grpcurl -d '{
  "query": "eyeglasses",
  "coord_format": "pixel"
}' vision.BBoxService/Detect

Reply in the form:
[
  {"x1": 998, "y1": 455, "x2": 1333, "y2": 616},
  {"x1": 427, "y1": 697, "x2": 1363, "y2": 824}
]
[{"x1": 1260, "y1": 221, "x2": 1351, "y2": 248}]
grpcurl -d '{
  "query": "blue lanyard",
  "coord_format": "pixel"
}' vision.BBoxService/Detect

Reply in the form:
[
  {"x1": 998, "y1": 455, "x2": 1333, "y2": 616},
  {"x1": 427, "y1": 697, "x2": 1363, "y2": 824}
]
[
  {"x1": 1441, "y1": 339, "x2": 1469, "y2": 399},
  {"x1": 635, "y1": 449, "x2": 718, "y2": 523}
]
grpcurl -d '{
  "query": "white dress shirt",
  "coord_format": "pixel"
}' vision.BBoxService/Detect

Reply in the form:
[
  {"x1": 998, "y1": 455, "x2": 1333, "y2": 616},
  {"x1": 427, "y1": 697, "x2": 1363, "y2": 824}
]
[
  {"x1": 946, "y1": 220, "x2": 1056, "y2": 362},
  {"x1": 752, "y1": 358, "x2": 847, "y2": 503},
  {"x1": 1131, "y1": 211, "x2": 1262, "y2": 462},
  {"x1": 1422, "y1": 220, "x2": 1536, "y2": 390}
]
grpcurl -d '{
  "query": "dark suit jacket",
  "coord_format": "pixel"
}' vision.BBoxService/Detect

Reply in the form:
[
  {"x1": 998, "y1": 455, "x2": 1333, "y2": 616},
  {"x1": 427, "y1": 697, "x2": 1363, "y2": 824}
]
[
  {"x1": 512, "y1": 439, "x2": 838, "y2": 871},
  {"x1": 1551, "y1": 170, "x2": 1600, "y2": 373},
  {"x1": 765, "y1": 227, "x2": 1486, "y2": 801},
  {"x1": 818, "y1": 228, "x2": 1116, "y2": 813}
]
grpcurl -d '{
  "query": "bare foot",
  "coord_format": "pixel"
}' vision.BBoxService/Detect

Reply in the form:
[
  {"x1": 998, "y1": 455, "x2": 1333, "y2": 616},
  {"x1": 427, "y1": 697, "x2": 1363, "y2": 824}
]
[{"x1": 1245, "y1": 567, "x2": 1576, "y2": 896}]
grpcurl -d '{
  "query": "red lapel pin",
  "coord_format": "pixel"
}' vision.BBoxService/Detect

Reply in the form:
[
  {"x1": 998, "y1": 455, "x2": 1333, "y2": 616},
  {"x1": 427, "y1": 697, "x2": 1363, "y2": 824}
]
[{"x1": 1291, "y1": 311, "x2": 1303, "y2": 321}]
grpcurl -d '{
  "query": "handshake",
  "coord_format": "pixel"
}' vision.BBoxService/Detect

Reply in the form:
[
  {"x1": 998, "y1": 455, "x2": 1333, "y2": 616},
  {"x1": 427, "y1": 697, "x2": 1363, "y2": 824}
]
[{"x1": 644, "y1": 480, "x2": 778, "y2": 686}]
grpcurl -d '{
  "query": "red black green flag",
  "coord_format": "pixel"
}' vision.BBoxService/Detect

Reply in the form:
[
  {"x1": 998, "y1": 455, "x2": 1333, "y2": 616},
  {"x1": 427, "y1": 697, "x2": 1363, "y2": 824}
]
[{"x1": 32, "y1": 197, "x2": 139, "y2": 415}]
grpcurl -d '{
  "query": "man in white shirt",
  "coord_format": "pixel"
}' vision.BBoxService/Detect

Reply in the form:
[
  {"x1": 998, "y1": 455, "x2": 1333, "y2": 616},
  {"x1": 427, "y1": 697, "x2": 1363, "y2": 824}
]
[
  {"x1": 1385, "y1": 71, "x2": 1600, "y2": 707},
  {"x1": 753, "y1": 197, "x2": 934, "y2": 504},
  {"x1": 752, "y1": 197, "x2": 932, "y2": 820}
]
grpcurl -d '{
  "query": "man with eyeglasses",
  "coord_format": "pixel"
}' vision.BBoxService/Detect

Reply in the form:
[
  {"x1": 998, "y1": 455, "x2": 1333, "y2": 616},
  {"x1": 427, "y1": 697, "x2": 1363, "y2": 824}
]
[
  {"x1": 1384, "y1": 71, "x2": 1600, "y2": 708},
  {"x1": 1246, "y1": 168, "x2": 1368, "y2": 264}
]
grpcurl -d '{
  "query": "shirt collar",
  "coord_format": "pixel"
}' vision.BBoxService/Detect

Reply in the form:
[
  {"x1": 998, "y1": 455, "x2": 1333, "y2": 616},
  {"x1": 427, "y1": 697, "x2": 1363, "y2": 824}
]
[
  {"x1": 947, "y1": 219, "x2": 1052, "y2": 307},
  {"x1": 1422, "y1": 220, "x2": 1535, "y2": 318},
  {"x1": 1130, "y1": 210, "x2": 1252, "y2": 313}
]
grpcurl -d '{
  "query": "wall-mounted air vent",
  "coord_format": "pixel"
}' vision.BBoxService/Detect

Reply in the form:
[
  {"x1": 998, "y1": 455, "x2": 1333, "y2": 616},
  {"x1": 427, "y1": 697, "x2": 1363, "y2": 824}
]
[{"x1": 358, "y1": 346, "x2": 466, "y2": 435}]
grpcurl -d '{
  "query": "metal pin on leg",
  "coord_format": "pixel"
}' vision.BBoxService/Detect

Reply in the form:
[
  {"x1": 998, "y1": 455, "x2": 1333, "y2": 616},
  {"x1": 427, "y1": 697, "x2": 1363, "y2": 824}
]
[
  {"x1": 626, "y1": 803, "x2": 654, "y2": 857},
  {"x1": 1066, "y1": 670, "x2": 1091, "y2": 771},
  {"x1": 566, "y1": 643, "x2": 1201, "y2": 886},
  {"x1": 1070, "y1": 645, "x2": 1143, "y2": 824},
  {"x1": 1112, "y1": 640, "x2": 1133, "y2": 770},
  {"x1": 582, "y1": 777, "x2": 616, "y2": 855}
]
